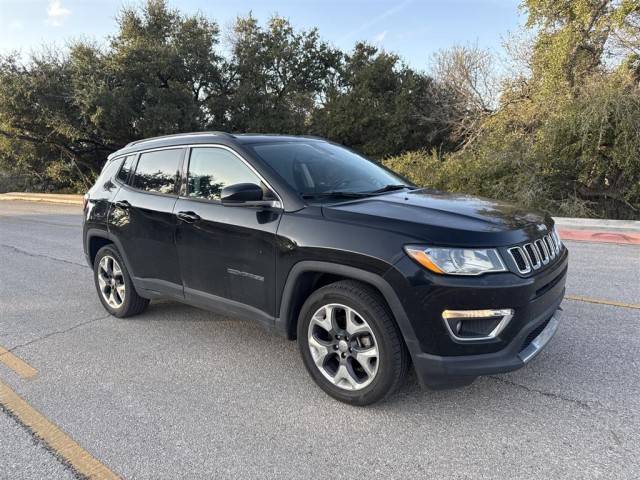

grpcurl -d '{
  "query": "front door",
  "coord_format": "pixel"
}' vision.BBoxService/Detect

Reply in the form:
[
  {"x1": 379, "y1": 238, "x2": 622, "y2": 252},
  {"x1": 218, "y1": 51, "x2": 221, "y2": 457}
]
[
  {"x1": 109, "y1": 147, "x2": 185, "y2": 297},
  {"x1": 174, "y1": 146, "x2": 282, "y2": 322}
]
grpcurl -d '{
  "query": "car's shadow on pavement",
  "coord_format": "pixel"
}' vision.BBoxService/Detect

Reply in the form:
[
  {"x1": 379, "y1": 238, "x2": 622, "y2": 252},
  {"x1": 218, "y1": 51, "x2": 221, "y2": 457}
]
[{"x1": 121, "y1": 298, "x2": 576, "y2": 414}]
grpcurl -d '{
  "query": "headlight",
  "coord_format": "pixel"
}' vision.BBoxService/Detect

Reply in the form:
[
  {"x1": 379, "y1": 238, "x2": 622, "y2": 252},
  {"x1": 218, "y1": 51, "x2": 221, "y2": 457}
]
[{"x1": 404, "y1": 245, "x2": 507, "y2": 276}]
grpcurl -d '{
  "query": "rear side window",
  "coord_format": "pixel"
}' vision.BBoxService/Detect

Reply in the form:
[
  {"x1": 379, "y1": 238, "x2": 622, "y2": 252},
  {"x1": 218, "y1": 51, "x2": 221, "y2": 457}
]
[
  {"x1": 132, "y1": 149, "x2": 182, "y2": 194},
  {"x1": 187, "y1": 147, "x2": 262, "y2": 201},
  {"x1": 91, "y1": 157, "x2": 122, "y2": 192},
  {"x1": 116, "y1": 155, "x2": 136, "y2": 184}
]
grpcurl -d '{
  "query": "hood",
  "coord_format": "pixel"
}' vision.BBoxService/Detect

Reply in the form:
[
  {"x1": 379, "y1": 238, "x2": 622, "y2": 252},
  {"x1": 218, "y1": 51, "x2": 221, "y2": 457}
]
[{"x1": 321, "y1": 189, "x2": 552, "y2": 247}]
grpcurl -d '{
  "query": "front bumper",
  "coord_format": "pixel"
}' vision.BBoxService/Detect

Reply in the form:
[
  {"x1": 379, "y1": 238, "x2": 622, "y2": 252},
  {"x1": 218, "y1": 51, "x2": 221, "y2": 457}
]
[
  {"x1": 413, "y1": 306, "x2": 561, "y2": 389},
  {"x1": 383, "y1": 246, "x2": 568, "y2": 389}
]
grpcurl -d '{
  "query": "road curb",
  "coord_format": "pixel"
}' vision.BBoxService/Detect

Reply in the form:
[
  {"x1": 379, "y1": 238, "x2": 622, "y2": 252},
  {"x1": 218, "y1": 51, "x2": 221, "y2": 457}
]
[
  {"x1": 553, "y1": 217, "x2": 640, "y2": 244},
  {"x1": 553, "y1": 216, "x2": 640, "y2": 233},
  {"x1": 0, "y1": 193, "x2": 83, "y2": 205},
  {"x1": 558, "y1": 229, "x2": 640, "y2": 245}
]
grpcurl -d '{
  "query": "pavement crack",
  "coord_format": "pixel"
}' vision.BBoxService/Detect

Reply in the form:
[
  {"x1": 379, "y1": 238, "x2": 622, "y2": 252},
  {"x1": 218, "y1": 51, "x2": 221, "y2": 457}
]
[
  {"x1": 0, "y1": 243, "x2": 87, "y2": 268},
  {"x1": 4, "y1": 314, "x2": 112, "y2": 354},
  {"x1": 487, "y1": 375, "x2": 614, "y2": 413}
]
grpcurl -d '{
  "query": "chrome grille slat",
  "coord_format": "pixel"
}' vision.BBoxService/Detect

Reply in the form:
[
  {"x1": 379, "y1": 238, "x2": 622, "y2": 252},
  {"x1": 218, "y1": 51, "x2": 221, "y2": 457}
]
[
  {"x1": 535, "y1": 239, "x2": 549, "y2": 264},
  {"x1": 508, "y1": 246, "x2": 531, "y2": 274},
  {"x1": 524, "y1": 243, "x2": 541, "y2": 270},
  {"x1": 552, "y1": 231, "x2": 561, "y2": 254},
  {"x1": 544, "y1": 235, "x2": 556, "y2": 259},
  {"x1": 508, "y1": 232, "x2": 564, "y2": 275}
]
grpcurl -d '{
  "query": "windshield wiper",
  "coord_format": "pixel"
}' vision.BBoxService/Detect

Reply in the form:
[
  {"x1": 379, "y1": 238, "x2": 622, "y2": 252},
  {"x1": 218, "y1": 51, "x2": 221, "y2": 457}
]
[
  {"x1": 301, "y1": 191, "x2": 371, "y2": 199},
  {"x1": 363, "y1": 184, "x2": 416, "y2": 194},
  {"x1": 301, "y1": 185, "x2": 415, "y2": 200}
]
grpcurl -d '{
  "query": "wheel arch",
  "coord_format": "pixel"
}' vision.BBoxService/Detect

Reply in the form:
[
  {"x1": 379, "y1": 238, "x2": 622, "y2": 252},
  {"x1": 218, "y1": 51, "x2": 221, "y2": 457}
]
[
  {"x1": 85, "y1": 229, "x2": 135, "y2": 279},
  {"x1": 276, "y1": 261, "x2": 420, "y2": 356}
]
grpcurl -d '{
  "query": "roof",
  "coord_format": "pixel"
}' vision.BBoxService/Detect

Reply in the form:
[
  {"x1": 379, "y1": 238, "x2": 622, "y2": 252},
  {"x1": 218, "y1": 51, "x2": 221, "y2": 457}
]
[{"x1": 109, "y1": 131, "x2": 322, "y2": 159}]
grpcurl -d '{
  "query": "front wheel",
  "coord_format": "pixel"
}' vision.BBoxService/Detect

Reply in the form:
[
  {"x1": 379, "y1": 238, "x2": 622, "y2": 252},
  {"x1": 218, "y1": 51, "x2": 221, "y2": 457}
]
[{"x1": 297, "y1": 280, "x2": 409, "y2": 405}]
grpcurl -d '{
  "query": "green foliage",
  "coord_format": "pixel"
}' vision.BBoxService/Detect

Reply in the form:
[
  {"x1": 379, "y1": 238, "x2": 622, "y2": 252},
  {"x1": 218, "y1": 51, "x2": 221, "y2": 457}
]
[
  {"x1": 221, "y1": 15, "x2": 342, "y2": 133},
  {"x1": 382, "y1": 0, "x2": 640, "y2": 219},
  {"x1": 0, "y1": 0, "x2": 451, "y2": 190},
  {"x1": 0, "y1": 0, "x2": 638, "y2": 219},
  {"x1": 311, "y1": 43, "x2": 452, "y2": 158},
  {"x1": 0, "y1": 0, "x2": 222, "y2": 188},
  {"x1": 385, "y1": 71, "x2": 640, "y2": 218}
]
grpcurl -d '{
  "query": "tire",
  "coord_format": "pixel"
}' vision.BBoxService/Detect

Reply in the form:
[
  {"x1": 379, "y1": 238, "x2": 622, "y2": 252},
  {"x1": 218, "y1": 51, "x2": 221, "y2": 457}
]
[
  {"x1": 93, "y1": 245, "x2": 149, "y2": 318},
  {"x1": 297, "y1": 280, "x2": 410, "y2": 406}
]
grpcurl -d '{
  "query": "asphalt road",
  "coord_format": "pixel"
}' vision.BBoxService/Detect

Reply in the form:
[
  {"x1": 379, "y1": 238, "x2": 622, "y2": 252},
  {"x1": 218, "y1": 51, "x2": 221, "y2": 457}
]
[{"x1": 1, "y1": 200, "x2": 639, "y2": 479}]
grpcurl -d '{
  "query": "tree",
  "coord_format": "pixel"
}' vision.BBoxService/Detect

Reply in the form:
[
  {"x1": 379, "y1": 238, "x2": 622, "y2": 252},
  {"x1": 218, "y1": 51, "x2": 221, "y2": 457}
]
[
  {"x1": 220, "y1": 15, "x2": 341, "y2": 133},
  {"x1": 524, "y1": 0, "x2": 639, "y2": 91},
  {"x1": 312, "y1": 43, "x2": 452, "y2": 158},
  {"x1": 431, "y1": 45, "x2": 500, "y2": 148},
  {"x1": 0, "y1": 0, "x2": 224, "y2": 189},
  {"x1": 385, "y1": 0, "x2": 640, "y2": 219}
]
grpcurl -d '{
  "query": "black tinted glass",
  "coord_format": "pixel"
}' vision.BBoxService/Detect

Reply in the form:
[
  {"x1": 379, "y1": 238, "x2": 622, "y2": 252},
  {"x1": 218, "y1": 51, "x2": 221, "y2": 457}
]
[
  {"x1": 132, "y1": 149, "x2": 182, "y2": 194},
  {"x1": 96, "y1": 158, "x2": 122, "y2": 186},
  {"x1": 247, "y1": 141, "x2": 405, "y2": 196},
  {"x1": 90, "y1": 157, "x2": 122, "y2": 194},
  {"x1": 116, "y1": 155, "x2": 135, "y2": 184},
  {"x1": 188, "y1": 147, "x2": 261, "y2": 201}
]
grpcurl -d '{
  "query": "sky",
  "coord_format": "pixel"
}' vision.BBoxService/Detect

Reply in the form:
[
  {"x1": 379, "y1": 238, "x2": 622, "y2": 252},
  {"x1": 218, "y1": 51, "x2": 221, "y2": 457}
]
[{"x1": 0, "y1": 0, "x2": 524, "y2": 71}]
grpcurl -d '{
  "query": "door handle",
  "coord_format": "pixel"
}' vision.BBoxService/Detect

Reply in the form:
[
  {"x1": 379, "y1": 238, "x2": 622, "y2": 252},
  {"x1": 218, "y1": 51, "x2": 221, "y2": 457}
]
[
  {"x1": 114, "y1": 200, "x2": 131, "y2": 209},
  {"x1": 177, "y1": 211, "x2": 201, "y2": 223}
]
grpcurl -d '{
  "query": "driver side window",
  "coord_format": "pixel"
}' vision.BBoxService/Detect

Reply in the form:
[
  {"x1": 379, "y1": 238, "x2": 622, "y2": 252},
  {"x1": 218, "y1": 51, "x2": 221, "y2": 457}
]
[{"x1": 187, "y1": 147, "x2": 263, "y2": 201}]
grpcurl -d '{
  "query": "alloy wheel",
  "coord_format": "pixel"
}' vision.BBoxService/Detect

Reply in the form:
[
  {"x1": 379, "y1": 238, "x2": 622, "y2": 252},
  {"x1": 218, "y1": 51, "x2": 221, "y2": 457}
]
[
  {"x1": 307, "y1": 303, "x2": 379, "y2": 390},
  {"x1": 97, "y1": 255, "x2": 126, "y2": 309}
]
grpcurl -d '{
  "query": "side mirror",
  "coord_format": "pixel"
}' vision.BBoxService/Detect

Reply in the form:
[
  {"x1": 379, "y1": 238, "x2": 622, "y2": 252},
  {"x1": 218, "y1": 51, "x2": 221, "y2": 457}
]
[{"x1": 221, "y1": 183, "x2": 279, "y2": 208}]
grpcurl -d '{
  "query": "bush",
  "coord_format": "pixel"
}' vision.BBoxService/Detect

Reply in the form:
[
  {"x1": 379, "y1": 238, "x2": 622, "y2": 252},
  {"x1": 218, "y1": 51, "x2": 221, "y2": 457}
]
[{"x1": 384, "y1": 73, "x2": 640, "y2": 219}]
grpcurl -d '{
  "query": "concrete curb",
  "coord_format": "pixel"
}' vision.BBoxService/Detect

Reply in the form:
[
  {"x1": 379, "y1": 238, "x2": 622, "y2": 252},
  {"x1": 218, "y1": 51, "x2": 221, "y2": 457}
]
[
  {"x1": 0, "y1": 192, "x2": 84, "y2": 205},
  {"x1": 553, "y1": 216, "x2": 640, "y2": 233},
  {"x1": 557, "y1": 229, "x2": 640, "y2": 245},
  {"x1": 553, "y1": 217, "x2": 640, "y2": 244}
]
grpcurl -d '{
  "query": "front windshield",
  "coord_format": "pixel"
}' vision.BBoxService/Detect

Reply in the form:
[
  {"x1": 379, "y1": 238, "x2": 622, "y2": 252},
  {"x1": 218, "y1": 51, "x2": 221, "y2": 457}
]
[{"x1": 247, "y1": 141, "x2": 410, "y2": 198}]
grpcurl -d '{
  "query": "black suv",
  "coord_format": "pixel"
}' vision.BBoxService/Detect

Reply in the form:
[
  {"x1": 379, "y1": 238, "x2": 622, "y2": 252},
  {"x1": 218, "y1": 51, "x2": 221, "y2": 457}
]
[{"x1": 83, "y1": 132, "x2": 567, "y2": 405}]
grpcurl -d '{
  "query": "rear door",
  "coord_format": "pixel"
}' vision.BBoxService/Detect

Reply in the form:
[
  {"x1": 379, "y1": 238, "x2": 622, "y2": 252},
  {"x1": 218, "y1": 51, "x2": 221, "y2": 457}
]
[
  {"x1": 174, "y1": 146, "x2": 282, "y2": 321},
  {"x1": 109, "y1": 147, "x2": 185, "y2": 298}
]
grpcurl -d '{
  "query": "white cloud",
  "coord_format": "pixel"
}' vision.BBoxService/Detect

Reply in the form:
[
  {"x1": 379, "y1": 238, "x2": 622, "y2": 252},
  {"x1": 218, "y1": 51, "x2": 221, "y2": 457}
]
[{"x1": 46, "y1": 0, "x2": 71, "y2": 27}]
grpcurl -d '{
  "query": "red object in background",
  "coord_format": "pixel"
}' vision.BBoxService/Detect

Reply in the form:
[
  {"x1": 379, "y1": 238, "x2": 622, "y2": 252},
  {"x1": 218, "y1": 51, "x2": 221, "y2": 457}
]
[{"x1": 558, "y1": 229, "x2": 640, "y2": 245}]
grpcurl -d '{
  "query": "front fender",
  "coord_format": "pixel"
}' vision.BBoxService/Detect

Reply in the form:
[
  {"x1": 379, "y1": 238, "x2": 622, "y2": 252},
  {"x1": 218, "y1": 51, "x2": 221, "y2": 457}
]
[{"x1": 275, "y1": 260, "x2": 421, "y2": 359}]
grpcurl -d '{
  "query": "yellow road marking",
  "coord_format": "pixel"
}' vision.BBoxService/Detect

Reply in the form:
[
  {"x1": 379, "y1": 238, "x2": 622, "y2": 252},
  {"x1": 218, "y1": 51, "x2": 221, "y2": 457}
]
[
  {"x1": 565, "y1": 295, "x2": 640, "y2": 310},
  {"x1": 0, "y1": 379, "x2": 120, "y2": 479},
  {"x1": 0, "y1": 346, "x2": 38, "y2": 379}
]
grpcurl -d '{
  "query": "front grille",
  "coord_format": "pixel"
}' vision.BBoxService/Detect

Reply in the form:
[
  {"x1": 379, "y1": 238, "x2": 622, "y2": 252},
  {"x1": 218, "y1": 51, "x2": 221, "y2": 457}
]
[{"x1": 508, "y1": 233, "x2": 562, "y2": 275}]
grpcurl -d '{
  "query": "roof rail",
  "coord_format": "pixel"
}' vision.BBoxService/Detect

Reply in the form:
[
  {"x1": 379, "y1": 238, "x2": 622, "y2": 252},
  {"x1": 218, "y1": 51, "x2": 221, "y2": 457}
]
[
  {"x1": 300, "y1": 135, "x2": 326, "y2": 141},
  {"x1": 125, "y1": 131, "x2": 235, "y2": 148}
]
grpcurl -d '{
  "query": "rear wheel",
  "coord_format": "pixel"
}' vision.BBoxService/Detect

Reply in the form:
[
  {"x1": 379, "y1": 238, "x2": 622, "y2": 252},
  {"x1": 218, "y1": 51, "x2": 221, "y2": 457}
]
[
  {"x1": 93, "y1": 245, "x2": 148, "y2": 317},
  {"x1": 297, "y1": 280, "x2": 409, "y2": 405}
]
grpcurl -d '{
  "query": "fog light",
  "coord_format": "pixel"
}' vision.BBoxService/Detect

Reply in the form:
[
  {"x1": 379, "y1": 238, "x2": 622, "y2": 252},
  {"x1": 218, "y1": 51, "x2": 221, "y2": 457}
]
[{"x1": 442, "y1": 309, "x2": 514, "y2": 342}]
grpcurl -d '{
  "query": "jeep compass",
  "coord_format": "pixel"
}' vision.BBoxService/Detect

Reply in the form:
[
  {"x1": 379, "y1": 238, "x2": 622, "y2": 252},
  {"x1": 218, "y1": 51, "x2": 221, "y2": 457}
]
[{"x1": 83, "y1": 132, "x2": 567, "y2": 405}]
